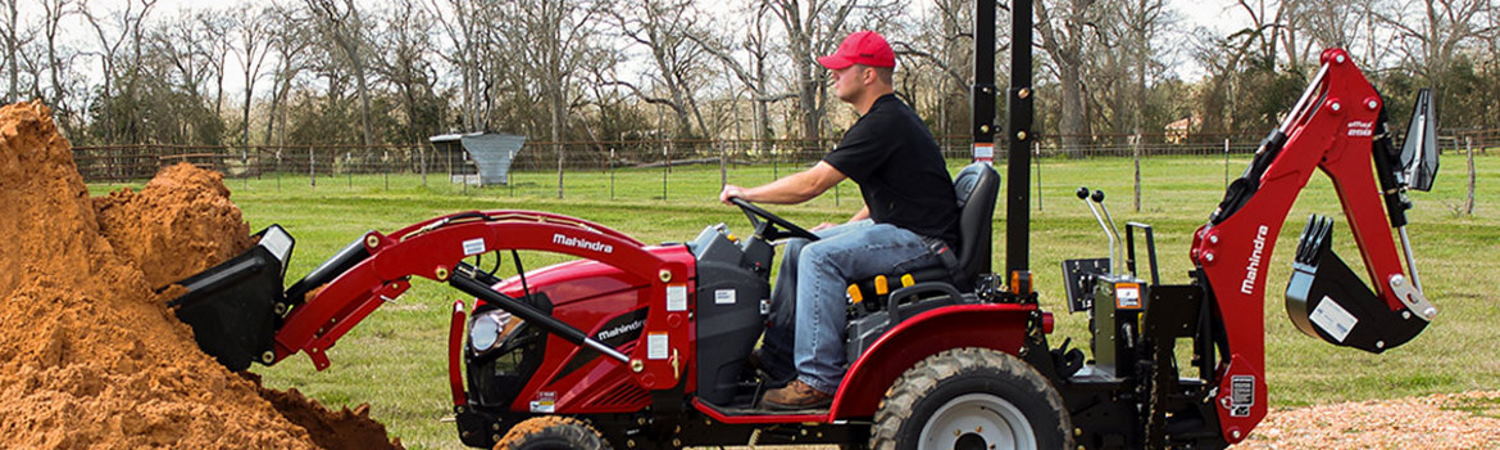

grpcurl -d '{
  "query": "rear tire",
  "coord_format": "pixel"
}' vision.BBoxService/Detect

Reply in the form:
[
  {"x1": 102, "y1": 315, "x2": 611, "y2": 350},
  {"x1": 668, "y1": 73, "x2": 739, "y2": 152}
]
[
  {"x1": 494, "y1": 416, "x2": 612, "y2": 450},
  {"x1": 871, "y1": 347, "x2": 1073, "y2": 450}
]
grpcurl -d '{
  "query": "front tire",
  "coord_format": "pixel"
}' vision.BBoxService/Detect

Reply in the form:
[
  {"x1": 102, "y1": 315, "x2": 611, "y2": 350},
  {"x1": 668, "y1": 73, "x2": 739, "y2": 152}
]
[
  {"x1": 872, "y1": 348, "x2": 1073, "y2": 450},
  {"x1": 494, "y1": 416, "x2": 612, "y2": 450}
]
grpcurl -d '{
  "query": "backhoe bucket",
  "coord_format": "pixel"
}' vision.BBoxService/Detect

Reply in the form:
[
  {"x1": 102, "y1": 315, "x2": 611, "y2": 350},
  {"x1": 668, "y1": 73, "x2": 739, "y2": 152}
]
[
  {"x1": 1285, "y1": 216, "x2": 1426, "y2": 353},
  {"x1": 167, "y1": 225, "x2": 294, "y2": 371}
]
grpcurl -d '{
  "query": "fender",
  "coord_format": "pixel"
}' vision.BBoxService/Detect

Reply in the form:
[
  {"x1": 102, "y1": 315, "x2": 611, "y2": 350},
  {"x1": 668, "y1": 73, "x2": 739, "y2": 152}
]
[{"x1": 830, "y1": 303, "x2": 1036, "y2": 418}]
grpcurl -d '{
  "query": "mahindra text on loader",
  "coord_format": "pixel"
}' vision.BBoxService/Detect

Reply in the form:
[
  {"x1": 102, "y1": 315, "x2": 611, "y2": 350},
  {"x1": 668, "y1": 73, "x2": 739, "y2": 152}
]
[{"x1": 166, "y1": 1, "x2": 1443, "y2": 448}]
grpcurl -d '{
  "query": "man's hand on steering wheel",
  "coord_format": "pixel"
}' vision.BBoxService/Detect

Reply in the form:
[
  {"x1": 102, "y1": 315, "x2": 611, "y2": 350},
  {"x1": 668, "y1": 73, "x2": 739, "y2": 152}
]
[{"x1": 719, "y1": 184, "x2": 747, "y2": 205}]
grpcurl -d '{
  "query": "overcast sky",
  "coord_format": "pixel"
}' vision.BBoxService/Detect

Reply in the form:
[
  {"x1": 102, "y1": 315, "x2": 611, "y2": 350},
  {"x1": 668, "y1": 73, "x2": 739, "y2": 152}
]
[{"x1": 43, "y1": 0, "x2": 1255, "y2": 96}]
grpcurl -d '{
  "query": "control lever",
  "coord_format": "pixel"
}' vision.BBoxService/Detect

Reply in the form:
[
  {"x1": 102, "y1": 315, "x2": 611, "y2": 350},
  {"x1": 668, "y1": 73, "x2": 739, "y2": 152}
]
[{"x1": 1077, "y1": 187, "x2": 1123, "y2": 276}]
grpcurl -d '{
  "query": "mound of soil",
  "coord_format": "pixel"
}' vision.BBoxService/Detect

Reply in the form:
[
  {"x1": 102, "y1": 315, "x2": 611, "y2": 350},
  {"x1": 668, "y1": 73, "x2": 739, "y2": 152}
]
[
  {"x1": 93, "y1": 163, "x2": 255, "y2": 288},
  {"x1": 0, "y1": 101, "x2": 400, "y2": 448}
]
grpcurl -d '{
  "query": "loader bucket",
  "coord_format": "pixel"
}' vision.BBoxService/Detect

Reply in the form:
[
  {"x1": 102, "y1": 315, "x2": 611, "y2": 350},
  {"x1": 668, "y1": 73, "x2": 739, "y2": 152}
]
[{"x1": 167, "y1": 225, "x2": 294, "y2": 371}]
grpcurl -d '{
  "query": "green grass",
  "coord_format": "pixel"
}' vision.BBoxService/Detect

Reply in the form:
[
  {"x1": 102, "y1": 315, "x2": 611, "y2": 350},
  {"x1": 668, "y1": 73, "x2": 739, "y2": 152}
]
[{"x1": 90, "y1": 153, "x2": 1500, "y2": 449}]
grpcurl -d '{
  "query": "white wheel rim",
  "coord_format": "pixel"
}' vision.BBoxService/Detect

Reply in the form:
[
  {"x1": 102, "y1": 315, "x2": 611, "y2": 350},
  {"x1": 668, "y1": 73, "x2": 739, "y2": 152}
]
[{"x1": 917, "y1": 392, "x2": 1037, "y2": 450}]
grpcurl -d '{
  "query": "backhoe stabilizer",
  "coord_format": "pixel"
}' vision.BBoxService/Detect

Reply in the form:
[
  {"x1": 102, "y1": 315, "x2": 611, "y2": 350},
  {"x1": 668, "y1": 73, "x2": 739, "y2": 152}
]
[{"x1": 1285, "y1": 215, "x2": 1430, "y2": 353}]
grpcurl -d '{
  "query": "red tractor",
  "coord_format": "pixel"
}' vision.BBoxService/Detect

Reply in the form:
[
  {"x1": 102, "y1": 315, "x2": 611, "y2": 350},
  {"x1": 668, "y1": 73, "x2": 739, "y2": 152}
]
[{"x1": 168, "y1": 2, "x2": 1441, "y2": 449}]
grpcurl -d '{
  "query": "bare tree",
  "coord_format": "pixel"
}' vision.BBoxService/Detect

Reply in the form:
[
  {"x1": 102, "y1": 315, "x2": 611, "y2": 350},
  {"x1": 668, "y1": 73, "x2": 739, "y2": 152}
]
[
  {"x1": 306, "y1": 0, "x2": 376, "y2": 148},
  {"x1": 80, "y1": 0, "x2": 158, "y2": 143},
  {"x1": 264, "y1": 3, "x2": 314, "y2": 147},
  {"x1": 690, "y1": 1, "x2": 795, "y2": 153},
  {"x1": 374, "y1": 0, "x2": 444, "y2": 143},
  {"x1": 605, "y1": 0, "x2": 712, "y2": 139},
  {"x1": 427, "y1": 0, "x2": 489, "y2": 131},
  {"x1": 232, "y1": 4, "x2": 272, "y2": 149},
  {"x1": 1036, "y1": 0, "x2": 1103, "y2": 155},
  {"x1": 1, "y1": 0, "x2": 30, "y2": 100},
  {"x1": 38, "y1": 0, "x2": 76, "y2": 134},
  {"x1": 500, "y1": 0, "x2": 609, "y2": 198},
  {"x1": 1375, "y1": 0, "x2": 1498, "y2": 100}
]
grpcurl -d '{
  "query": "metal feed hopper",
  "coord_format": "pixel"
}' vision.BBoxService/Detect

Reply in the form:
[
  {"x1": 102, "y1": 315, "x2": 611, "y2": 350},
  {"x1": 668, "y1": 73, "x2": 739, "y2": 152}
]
[{"x1": 429, "y1": 132, "x2": 526, "y2": 185}]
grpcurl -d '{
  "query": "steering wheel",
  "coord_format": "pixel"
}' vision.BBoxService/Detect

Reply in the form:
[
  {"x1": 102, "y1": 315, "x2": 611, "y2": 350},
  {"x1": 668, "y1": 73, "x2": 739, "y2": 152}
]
[{"x1": 728, "y1": 197, "x2": 820, "y2": 241}]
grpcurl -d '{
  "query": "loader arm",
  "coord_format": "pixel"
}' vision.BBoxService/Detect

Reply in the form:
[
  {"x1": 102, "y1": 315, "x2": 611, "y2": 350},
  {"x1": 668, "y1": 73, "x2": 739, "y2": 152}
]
[
  {"x1": 1188, "y1": 48, "x2": 1437, "y2": 443},
  {"x1": 179, "y1": 210, "x2": 695, "y2": 392}
]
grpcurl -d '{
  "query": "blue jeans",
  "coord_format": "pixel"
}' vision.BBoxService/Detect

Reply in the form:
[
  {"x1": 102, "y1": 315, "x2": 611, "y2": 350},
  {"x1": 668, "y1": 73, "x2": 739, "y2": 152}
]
[{"x1": 759, "y1": 220, "x2": 940, "y2": 394}]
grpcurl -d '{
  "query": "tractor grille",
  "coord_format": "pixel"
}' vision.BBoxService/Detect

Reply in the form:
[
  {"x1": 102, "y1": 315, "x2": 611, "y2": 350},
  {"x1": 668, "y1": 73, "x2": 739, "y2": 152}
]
[{"x1": 595, "y1": 382, "x2": 650, "y2": 408}]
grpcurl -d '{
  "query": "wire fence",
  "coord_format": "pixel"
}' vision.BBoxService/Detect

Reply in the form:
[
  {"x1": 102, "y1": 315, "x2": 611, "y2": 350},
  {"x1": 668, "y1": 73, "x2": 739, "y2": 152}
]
[{"x1": 73, "y1": 130, "x2": 1497, "y2": 203}]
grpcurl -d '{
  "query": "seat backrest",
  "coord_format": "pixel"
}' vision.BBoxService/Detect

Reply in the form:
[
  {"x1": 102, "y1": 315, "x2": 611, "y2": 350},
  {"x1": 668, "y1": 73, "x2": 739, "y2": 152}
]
[{"x1": 951, "y1": 162, "x2": 1000, "y2": 287}]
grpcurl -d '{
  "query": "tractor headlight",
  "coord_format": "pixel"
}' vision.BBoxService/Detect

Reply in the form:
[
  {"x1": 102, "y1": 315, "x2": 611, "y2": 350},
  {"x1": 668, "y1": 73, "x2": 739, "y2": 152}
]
[{"x1": 468, "y1": 309, "x2": 512, "y2": 353}]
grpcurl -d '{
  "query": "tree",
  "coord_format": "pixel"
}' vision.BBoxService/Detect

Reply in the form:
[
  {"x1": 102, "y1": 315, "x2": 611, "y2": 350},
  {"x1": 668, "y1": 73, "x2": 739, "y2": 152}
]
[
  {"x1": 1036, "y1": 0, "x2": 1103, "y2": 155},
  {"x1": 232, "y1": 4, "x2": 272, "y2": 149},
  {"x1": 690, "y1": 1, "x2": 795, "y2": 154},
  {"x1": 606, "y1": 0, "x2": 712, "y2": 139},
  {"x1": 373, "y1": 0, "x2": 446, "y2": 143},
  {"x1": 263, "y1": 3, "x2": 315, "y2": 148},
  {"x1": 306, "y1": 0, "x2": 377, "y2": 148},
  {"x1": 499, "y1": 0, "x2": 610, "y2": 197},
  {"x1": 1374, "y1": 0, "x2": 1498, "y2": 117}
]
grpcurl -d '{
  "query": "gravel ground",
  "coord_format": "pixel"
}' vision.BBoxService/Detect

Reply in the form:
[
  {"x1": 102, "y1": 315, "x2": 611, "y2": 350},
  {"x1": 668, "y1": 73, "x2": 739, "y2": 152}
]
[
  {"x1": 717, "y1": 390, "x2": 1500, "y2": 449},
  {"x1": 1238, "y1": 390, "x2": 1500, "y2": 449}
]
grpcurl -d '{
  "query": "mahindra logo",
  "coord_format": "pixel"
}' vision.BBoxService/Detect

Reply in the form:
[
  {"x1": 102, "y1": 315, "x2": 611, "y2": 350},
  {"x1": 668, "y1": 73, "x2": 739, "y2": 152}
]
[
  {"x1": 1240, "y1": 225, "x2": 1269, "y2": 295},
  {"x1": 553, "y1": 233, "x2": 614, "y2": 254},
  {"x1": 597, "y1": 319, "x2": 643, "y2": 341}
]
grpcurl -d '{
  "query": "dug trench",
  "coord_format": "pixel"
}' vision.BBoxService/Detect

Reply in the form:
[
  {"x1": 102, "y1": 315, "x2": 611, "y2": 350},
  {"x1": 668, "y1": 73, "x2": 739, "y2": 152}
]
[{"x1": 0, "y1": 100, "x2": 401, "y2": 448}]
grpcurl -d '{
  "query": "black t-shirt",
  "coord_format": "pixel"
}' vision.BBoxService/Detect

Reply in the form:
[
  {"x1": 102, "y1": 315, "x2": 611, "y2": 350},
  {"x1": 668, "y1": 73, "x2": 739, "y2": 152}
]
[{"x1": 822, "y1": 94, "x2": 960, "y2": 247}]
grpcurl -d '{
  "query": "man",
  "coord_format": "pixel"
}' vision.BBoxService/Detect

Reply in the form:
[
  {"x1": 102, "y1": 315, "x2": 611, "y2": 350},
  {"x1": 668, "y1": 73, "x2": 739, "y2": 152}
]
[{"x1": 719, "y1": 30, "x2": 960, "y2": 410}]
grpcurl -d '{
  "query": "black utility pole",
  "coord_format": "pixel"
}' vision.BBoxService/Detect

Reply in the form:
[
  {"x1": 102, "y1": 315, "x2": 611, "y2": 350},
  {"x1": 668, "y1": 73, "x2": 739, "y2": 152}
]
[
  {"x1": 972, "y1": 0, "x2": 997, "y2": 163},
  {"x1": 975, "y1": 0, "x2": 1035, "y2": 290},
  {"x1": 1006, "y1": 0, "x2": 1035, "y2": 288}
]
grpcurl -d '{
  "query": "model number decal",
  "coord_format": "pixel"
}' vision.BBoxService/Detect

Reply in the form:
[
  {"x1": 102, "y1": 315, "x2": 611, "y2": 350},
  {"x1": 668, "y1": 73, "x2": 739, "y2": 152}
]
[
  {"x1": 1229, "y1": 375, "x2": 1255, "y2": 417},
  {"x1": 1347, "y1": 120, "x2": 1374, "y2": 137}
]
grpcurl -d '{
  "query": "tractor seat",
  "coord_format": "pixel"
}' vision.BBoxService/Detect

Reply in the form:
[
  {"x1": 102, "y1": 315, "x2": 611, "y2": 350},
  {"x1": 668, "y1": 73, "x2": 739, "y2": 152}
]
[{"x1": 847, "y1": 162, "x2": 1000, "y2": 314}]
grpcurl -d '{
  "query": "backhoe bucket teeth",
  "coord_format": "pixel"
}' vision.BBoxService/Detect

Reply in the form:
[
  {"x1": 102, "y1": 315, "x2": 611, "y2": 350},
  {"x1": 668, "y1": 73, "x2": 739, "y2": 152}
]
[
  {"x1": 1285, "y1": 216, "x2": 1426, "y2": 353},
  {"x1": 167, "y1": 225, "x2": 294, "y2": 371}
]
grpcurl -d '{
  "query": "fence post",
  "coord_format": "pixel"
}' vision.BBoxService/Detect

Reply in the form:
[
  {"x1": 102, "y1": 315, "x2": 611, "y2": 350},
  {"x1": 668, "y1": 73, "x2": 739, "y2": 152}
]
[
  {"x1": 610, "y1": 147, "x2": 617, "y2": 201},
  {"x1": 1133, "y1": 133, "x2": 1142, "y2": 212},
  {"x1": 420, "y1": 144, "x2": 428, "y2": 186},
  {"x1": 666, "y1": 138, "x2": 672, "y2": 201},
  {"x1": 1467, "y1": 136, "x2": 1476, "y2": 215},
  {"x1": 310, "y1": 147, "x2": 317, "y2": 187},
  {"x1": 1034, "y1": 141, "x2": 1043, "y2": 212},
  {"x1": 1223, "y1": 138, "x2": 1230, "y2": 189}
]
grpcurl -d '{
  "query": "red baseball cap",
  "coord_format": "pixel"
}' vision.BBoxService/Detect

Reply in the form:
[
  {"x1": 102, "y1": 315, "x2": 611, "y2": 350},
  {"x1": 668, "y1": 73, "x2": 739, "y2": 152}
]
[{"x1": 817, "y1": 30, "x2": 896, "y2": 70}]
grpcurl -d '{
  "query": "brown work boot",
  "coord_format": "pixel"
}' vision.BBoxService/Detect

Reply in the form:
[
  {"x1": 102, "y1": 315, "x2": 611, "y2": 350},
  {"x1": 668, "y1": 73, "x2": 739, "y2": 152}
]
[{"x1": 761, "y1": 379, "x2": 833, "y2": 410}]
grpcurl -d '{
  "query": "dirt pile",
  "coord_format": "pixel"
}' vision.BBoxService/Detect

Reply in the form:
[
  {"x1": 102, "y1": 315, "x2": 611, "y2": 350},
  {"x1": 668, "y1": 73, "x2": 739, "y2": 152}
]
[
  {"x1": 0, "y1": 101, "x2": 400, "y2": 448},
  {"x1": 93, "y1": 163, "x2": 255, "y2": 288}
]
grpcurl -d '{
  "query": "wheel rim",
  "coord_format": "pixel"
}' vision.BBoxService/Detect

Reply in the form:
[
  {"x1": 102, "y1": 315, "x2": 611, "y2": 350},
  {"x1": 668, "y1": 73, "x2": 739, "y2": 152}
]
[{"x1": 917, "y1": 392, "x2": 1037, "y2": 450}]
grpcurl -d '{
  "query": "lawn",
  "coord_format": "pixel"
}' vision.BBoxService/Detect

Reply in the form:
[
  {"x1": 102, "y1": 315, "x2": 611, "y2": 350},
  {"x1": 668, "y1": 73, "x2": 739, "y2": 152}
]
[{"x1": 90, "y1": 152, "x2": 1500, "y2": 449}]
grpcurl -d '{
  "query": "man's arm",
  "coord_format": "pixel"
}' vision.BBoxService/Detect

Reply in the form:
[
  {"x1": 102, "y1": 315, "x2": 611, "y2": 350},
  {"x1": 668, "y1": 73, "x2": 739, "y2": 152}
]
[{"x1": 720, "y1": 161, "x2": 848, "y2": 205}]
